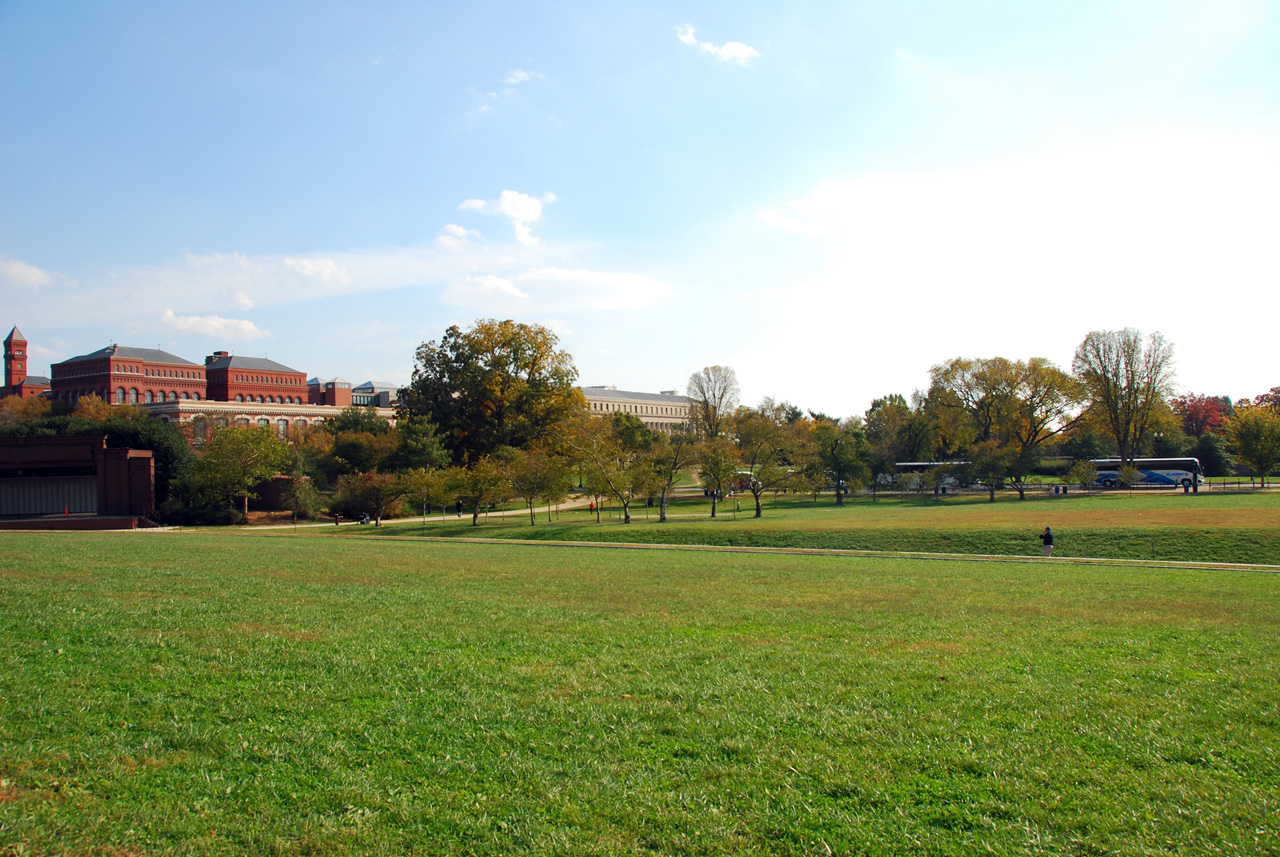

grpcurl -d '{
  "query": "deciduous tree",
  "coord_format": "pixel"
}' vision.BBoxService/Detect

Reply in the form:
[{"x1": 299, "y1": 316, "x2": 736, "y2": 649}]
[
  {"x1": 686, "y1": 365, "x2": 739, "y2": 439},
  {"x1": 400, "y1": 319, "x2": 583, "y2": 464},
  {"x1": 733, "y1": 399, "x2": 808, "y2": 517},
  {"x1": 1225, "y1": 405, "x2": 1280, "y2": 487},
  {"x1": 1072, "y1": 329, "x2": 1175, "y2": 464},
  {"x1": 185, "y1": 426, "x2": 291, "y2": 516},
  {"x1": 810, "y1": 419, "x2": 870, "y2": 506}
]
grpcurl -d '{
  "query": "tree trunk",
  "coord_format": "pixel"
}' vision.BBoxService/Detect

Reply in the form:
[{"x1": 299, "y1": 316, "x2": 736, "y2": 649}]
[
  {"x1": 471, "y1": 504, "x2": 481, "y2": 526},
  {"x1": 710, "y1": 495, "x2": 718, "y2": 517},
  {"x1": 622, "y1": 500, "x2": 631, "y2": 524},
  {"x1": 835, "y1": 486, "x2": 844, "y2": 506},
  {"x1": 752, "y1": 488, "x2": 763, "y2": 518},
  {"x1": 988, "y1": 485, "x2": 996, "y2": 502},
  {"x1": 659, "y1": 490, "x2": 669, "y2": 523},
  {"x1": 529, "y1": 501, "x2": 536, "y2": 525},
  {"x1": 242, "y1": 494, "x2": 249, "y2": 516}
]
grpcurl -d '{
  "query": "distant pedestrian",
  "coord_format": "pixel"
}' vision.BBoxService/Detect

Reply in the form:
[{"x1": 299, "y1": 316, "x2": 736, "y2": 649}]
[
  {"x1": 1038, "y1": 526, "x2": 1053, "y2": 557},
  {"x1": 455, "y1": 499, "x2": 463, "y2": 517},
  {"x1": 589, "y1": 501, "x2": 595, "y2": 513}
]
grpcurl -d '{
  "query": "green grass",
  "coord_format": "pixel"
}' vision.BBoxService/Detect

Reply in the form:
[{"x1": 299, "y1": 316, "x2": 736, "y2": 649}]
[
  {"x1": 359, "y1": 490, "x2": 1280, "y2": 566},
  {"x1": 2, "y1": 532, "x2": 1279, "y2": 855}
]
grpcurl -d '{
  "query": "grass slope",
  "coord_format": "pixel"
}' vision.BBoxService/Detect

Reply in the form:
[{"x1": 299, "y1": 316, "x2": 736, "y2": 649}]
[
  {"x1": 355, "y1": 491, "x2": 1280, "y2": 566},
  {"x1": 2, "y1": 532, "x2": 1278, "y2": 855}
]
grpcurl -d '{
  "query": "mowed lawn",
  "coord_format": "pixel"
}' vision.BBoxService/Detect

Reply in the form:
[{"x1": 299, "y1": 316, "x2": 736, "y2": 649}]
[
  {"x1": 2, "y1": 532, "x2": 1279, "y2": 855},
  {"x1": 347, "y1": 489, "x2": 1280, "y2": 566}
]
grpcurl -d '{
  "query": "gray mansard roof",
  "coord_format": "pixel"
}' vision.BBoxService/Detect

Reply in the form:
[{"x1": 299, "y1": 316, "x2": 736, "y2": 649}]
[
  {"x1": 205, "y1": 354, "x2": 302, "y2": 374},
  {"x1": 57, "y1": 345, "x2": 198, "y2": 366},
  {"x1": 580, "y1": 385, "x2": 689, "y2": 405}
]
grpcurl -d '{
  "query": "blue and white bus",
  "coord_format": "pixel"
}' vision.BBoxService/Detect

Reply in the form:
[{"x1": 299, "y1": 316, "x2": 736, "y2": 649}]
[{"x1": 1091, "y1": 458, "x2": 1203, "y2": 489}]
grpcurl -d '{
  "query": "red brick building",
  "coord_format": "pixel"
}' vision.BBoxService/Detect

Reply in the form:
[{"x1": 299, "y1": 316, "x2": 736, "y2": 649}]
[
  {"x1": 49, "y1": 344, "x2": 208, "y2": 405},
  {"x1": 204, "y1": 352, "x2": 308, "y2": 404},
  {"x1": 2, "y1": 327, "x2": 51, "y2": 399}
]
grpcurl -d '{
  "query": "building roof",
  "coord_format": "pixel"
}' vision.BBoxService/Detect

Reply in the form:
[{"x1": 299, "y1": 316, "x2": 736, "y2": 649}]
[
  {"x1": 581, "y1": 386, "x2": 689, "y2": 405},
  {"x1": 57, "y1": 344, "x2": 198, "y2": 366},
  {"x1": 5, "y1": 326, "x2": 24, "y2": 343},
  {"x1": 204, "y1": 354, "x2": 303, "y2": 374},
  {"x1": 23, "y1": 375, "x2": 51, "y2": 387},
  {"x1": 352, "y1": 380, "x2": 399, "y2": 392}
]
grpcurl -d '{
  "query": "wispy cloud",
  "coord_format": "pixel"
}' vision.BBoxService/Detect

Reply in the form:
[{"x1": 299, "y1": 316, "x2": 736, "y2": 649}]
[
  {"x1": 505, "y1": 68, "x2": 543, "y2": 84},
  {"x1": 161, "y1": 309, "x2": 271, "y2": 340},
  {"x1": 458, "y1": 189, "x2": 555, "y2": 245},
  {"x1": 675, "y1": 24, "x2": 759, "y2": 66},
  {"x1": 0, "y1": 255, "x2": 53, "y2": 287},
  {"x1": 283, "y1": 257, "x2": 352, "y2": 284}
]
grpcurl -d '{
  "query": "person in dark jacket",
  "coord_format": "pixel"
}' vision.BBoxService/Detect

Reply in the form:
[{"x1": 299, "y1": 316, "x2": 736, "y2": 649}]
[{"x1": 1038, "y1": 526, "x2": 1054, "y2": 557}]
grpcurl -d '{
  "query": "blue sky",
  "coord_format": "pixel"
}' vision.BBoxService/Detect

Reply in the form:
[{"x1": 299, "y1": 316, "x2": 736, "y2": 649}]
[{"x1": 3, "y1": 1, "x2": 1277, "y2": 416}]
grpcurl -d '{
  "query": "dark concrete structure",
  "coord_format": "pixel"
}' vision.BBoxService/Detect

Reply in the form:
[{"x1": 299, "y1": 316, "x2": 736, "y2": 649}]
[{"x1": 0, "y1": 436, "x2": 155, "y2": 526}]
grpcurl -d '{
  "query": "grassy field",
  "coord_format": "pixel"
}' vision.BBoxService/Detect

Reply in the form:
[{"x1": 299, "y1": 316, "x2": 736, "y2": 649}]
[
  {"x1": 348, "y1": 490, "x2": 1280, "y2": 566},
  {"x1": 2, "y1": 531, "x2": 1279, "y2": 855}
]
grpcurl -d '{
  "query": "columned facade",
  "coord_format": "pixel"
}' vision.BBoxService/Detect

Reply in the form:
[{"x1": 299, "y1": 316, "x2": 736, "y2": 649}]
[{"x1": 580, "y1": 386, "x2": 690, "y2": 433}]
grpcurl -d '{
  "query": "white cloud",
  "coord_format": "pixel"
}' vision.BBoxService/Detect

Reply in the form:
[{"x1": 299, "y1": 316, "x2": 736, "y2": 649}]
[
  {"x1": 675, "y1": 24, "x2": 760, "y2": 66},
  {"x1": 505, "y1": 69, "x2": 543, "y2": 84},
  {"x1": 283, "y1": 257, "x2": 352, "y2": 284},
  {"x1": 161, "y1": 309, "x2": 271, "y2": 340},
  {"x1": 443, "y1": 275, "x2": 530, "y2": 305},
  {"x1": 0, "y1": 256, "x2": 52, "y2": 287},
  {"x1": 458, "y1": 189, "x2": 553, "y2": 245},
  {"x1": 436, "y1": 223, "x2": 480, "y2": 251}
]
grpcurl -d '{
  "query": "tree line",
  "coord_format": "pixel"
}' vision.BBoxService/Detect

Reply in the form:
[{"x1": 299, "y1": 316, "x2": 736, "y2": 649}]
[{"x1": 4, "y1": 320, "x2": 1277, "y2": 523}]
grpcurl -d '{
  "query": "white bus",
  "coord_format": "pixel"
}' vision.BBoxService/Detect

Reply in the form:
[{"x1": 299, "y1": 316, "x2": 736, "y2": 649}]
[{"x1": 1091, "y1": 458, "x2": 1203, "y2": 489}]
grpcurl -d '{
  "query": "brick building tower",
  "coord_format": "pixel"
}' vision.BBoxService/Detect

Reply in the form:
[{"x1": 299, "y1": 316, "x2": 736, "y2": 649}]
[{"x1": 2, "y1": 326, "x2": 51, "y2": 399}]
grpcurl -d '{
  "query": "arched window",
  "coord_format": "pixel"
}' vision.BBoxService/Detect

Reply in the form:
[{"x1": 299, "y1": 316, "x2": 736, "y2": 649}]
[
  {"x1": 256, "y1": 395, "x2": 264, "y2": 403},
  {"x1": 277, "y1": 419, "x2": 288, "y2": 437},
  {"x1": 236, "y1": 394, "x2": 244, "y2": 402},
  {"x1": 170, "y1": 391, "x2": 179, "y2": 401},
  {"x1": 182, "y1": 392, "x2": 190, "y2": 399},
  {"x1": 257, "y1": 418, "x2": 269, "y2": 427},
  {"x1": 145, "y1": 391, "x2": 154, "y2": 403},
  {"x1": 129, "y1": 388, "x2": 138, "y2": 404},
  {"x1": 116, "y1": 387, "x2": 126, "y2": 404},
  {"x1": 192, "y1": 392, "x2": 200, "y2": 401}
]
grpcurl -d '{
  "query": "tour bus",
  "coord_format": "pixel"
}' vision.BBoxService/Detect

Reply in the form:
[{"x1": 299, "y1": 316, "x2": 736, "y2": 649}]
[{"x1": 1090, "y1": 457, "x2": 1203, "y2": 489}]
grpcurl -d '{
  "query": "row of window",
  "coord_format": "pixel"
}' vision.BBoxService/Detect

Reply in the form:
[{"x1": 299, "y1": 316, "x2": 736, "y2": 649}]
[
  {"x1": 590, "y1": 401, "x2": 686, "y2": 416},
  {"x1": 233, "y1": 374, "x2": 301, "y2": 385},
  {"x1": 233, "y1": 394, "x2": 303, "y2": 404}
]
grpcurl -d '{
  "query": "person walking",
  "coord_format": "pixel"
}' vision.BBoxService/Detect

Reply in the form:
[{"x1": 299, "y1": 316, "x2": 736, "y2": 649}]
[{"x1": 1038, "y1": 526, "x2": 1054, "y2": 557}]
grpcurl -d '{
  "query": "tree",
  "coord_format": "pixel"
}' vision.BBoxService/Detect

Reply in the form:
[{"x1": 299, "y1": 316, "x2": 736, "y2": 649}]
[
  {"x1": 1072, "y1": 329, "x2": 1176, "y2": 464},
  {"x1": 400, "y1": 319, "x2": 584, "y2": 464},
  {"x1": 1225, "y1": 406, "x2": 1280, "y2": 487},
  {"x1": 1170, "y1": 394, "x2": 1229, "y2": 439},
  {"x1": 966, "y1": 440, "x2": 1018, "y2": 503},
  {"x1": 696, "y1": 436, "x2": 739, "y2": 517},
  {"x1": 647, "y1": 427, "x2": 697, "y2": 523},
  {"x1": 503, "y1": 444, "x2": 574, "y2": 525},
  {"x1": 185, "y1": 426, "x2": 291, "y2": 516},
  {"x1": 733, "y1": 399, "x2": 808, "y2": 517},
  {"x1": 322, "y1": 405, "x2": 391, "y2": 436},
  {"x1": 1066, "y1": 459, "x2": 1098, "y2": 492},
  {"x1": 865, "y1": 393, "x2": 933, "y2": 464},
  {"x1": 559, "y1": 412, "x2": 655, "y2": 525},
  {"x1": 382, "y1": 415, "x2": 449, "y2": 473},
  {"x1": 331, "y1": 471, "x2": 416, "y2": 525},
  {"x1": 686, "y1": 366, "x2": 739, "y2": 439},
  {"x1": 1188, "y1": 431, "x2": 1232, "y2": 478},
  {"x1": 447, "y1": 457, "x2": 513, "y2": 526},
  {"x1": 0, "y1": 395, "x2": 51, "y2": 424},
  {"x1": 930, "y1": 356, "x2": 1082, "y2": 500},
  {"x1": 810, "y1": 418, "x2": 870, "y2": 505}
]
